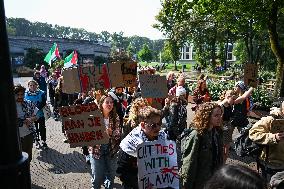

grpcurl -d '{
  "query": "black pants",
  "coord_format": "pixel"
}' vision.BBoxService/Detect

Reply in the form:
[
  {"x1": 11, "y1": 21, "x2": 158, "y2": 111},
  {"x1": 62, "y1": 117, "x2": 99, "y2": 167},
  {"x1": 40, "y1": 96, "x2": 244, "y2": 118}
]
[{"x1": 34, "y1": 117, "x2": 46, "y2": 142}]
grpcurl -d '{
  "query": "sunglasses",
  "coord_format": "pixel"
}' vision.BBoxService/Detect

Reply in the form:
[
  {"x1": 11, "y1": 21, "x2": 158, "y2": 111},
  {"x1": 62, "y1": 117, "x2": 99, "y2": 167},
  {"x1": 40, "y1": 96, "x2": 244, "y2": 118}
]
[{"x1": 146, "y1": 121, "x2": 162, "y2": 129}]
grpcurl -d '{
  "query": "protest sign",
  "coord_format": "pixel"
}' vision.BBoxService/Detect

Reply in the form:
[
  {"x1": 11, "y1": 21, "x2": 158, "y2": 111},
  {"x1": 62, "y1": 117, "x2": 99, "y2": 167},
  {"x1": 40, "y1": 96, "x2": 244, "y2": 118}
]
[
  {"x1": 139, "y1": 74, "x2": 168, "y2": 98},
  {"x1": 78, "y1": 64, "x2": 111, "y2": 92},
  {"x1": 59, "y1": 103, "x2": 109, "y2": 147},
  {"x1": 138, "y1": 67, "x2": 156, "y2": 75},
  {"x1": 121, "y1": 61, "x2": 137, "y2": 87},
  {"x1": 271, "y1": 119, "x2": 284, "y2": 134},
  {"x1": 62, "y1": 67, "x2": 81, "y2": 94},
  {"x1": 108, "y1": 63, "x2": 124, "y2": 87},
  {"x1": 137, "y1": 140, "x2": 179, "y2": 189},
  {"x1": 244, "y1": 64, "x2": 258, "y2": 88}
]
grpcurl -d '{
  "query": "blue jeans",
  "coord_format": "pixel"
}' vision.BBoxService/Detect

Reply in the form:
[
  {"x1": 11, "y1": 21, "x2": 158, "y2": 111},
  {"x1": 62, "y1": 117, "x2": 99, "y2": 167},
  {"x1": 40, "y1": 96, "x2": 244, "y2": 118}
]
[{"x1": 90, "y1": 144, "x2": 117, "y2": 189}]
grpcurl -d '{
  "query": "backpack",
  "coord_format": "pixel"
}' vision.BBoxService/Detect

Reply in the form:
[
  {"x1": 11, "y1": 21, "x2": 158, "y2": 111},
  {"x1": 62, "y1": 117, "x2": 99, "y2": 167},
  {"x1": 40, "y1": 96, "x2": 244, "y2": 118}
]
[{"x1": 234, "y1": 124, "x2": 264, "y2": 158}]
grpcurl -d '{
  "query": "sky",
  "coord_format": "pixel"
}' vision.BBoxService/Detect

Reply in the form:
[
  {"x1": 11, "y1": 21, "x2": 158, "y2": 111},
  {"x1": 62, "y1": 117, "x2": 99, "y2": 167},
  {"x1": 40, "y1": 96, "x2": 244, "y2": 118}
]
[{"x1": 3, "y1": 0, "x2": 165, "y2": 40}]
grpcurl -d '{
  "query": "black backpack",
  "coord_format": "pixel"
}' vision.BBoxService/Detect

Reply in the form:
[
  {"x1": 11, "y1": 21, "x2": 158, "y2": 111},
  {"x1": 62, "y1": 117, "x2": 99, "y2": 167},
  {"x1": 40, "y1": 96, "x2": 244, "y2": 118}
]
[
  {"x1": 234, "y1": 125, "x2": 264, "y2": 158},
  {"x1": 234, "y1": 114, "x2": 280, "y2": 158}
]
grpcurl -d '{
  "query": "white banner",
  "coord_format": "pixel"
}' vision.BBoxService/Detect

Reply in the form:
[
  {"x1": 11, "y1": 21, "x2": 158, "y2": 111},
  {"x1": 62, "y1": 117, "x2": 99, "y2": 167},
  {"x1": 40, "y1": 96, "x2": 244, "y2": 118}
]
[{"x1": 137, "y1": 140, "x2": 179, "y2": 189}]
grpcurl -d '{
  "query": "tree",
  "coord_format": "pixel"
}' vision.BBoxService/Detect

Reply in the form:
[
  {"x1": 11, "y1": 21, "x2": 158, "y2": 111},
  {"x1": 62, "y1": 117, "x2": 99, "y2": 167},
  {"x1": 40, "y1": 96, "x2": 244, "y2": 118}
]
[
  {"x1": 161, "y1": 41, "x2": 172, "y2": 63},
  {"x1": 126, "y1": 43, "x2": 135, "y2": 58},
  {"x1": 138, "y1": 44, "x2": 153, "y2": 62},
  {"x1": 24, "y1": 48, "x2": 46, "y2": 69},
  {"x1": 155, "y1": 0, "x2": 284, "y2": 96},
  {"x1": 100, "y1": 31, "x2": 111, "y2": 43},
  {"x1": 154, "y1": 0, "x2": 191, "y2": 70}
]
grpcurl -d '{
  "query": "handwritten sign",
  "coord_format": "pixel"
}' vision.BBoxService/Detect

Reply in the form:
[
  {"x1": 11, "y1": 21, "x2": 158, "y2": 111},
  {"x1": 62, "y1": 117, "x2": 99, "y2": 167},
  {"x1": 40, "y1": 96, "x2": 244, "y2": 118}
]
[
  {"x1": 137, "y1": 140, "x2": 179, "y2": 189},
  {"x1": 138, "y1": 67, "x2": 156, "y2": 75},
  {"x1": 62, "y1": 67, "x2": 81, "y2": 94},
  {"x1": 244, "y1": 64, "x2": 258, "y2": 88},
  {"x1": 108, "y1": 63, "x2": 124, "y2": 87},
  {"x1": 59, "y1": 103, "x2": 109, "y2": 147},
  {"x1": 120, "y1": 61, "x2": 137, "y2": 87},
  {"x1": 139, "y1": 74, "x2": 168, "y2": 98},
  {"x1": 78, "y1": 64, "x2": 111, "y2": 92},
  {"x1": 271, "y1": 119, "x2": 284, "y2": 134}
]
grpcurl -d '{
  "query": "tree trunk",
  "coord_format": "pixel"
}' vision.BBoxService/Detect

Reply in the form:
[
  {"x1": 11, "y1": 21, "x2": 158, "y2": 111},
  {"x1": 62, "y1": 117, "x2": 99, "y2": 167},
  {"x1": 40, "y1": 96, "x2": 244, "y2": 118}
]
[
  {"x1": 268, "y1": 0, "x2": 284, "y2": 97},
  {"x1": 174, "y1": 60, "x2": 177, "y2": 71}
]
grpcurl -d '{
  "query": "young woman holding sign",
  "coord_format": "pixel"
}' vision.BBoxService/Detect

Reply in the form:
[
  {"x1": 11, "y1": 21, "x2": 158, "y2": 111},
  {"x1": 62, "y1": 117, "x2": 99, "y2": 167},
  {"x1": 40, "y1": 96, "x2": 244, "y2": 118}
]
[
  {"x1": 88, "y1": 95, "x2": 121, "y2": 189},
  {"x1": 117, "y1": 106, "x2": 167, "y2": 189},
  {"x1": 180, "y1": 102, "x2": 224, "y2": 189}
]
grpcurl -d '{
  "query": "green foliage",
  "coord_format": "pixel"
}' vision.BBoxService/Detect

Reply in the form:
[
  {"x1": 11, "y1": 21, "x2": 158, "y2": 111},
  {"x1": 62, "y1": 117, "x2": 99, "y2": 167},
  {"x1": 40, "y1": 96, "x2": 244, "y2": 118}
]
[
  {"x1": 50, "y1": 59, "x2": 64, "y2": 72},
  {"x1": 258, "y1": 70, "x2": 275, "y2": 83},
  {"x1": 252, "y1": 86, "x2": 273, "y2": 110},
  {"x1": 187, "y1": 79, "x2": 273, "y2": 109},
  {"x1": 161, "y1": 44, "x2": 172, "y2": 63},
  {"x1": 207, "y1": 81, "x2": 235, "y2": 101},
  {"x1": 138, "y1": 44, "x2": 153, "y2": 63},
  {"x1": 24, "y1": 48, "x2": 46, "y2": 69}
]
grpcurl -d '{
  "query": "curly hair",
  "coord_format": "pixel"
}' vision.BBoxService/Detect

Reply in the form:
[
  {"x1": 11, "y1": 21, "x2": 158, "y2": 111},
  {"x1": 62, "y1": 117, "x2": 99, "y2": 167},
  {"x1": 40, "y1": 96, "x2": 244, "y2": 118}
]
[
  {"x1": 191, "y1": 102, "x2": 222, "y2": 135},
  {"x1": 99, "y1": 95, "x2": 118, "y2": 128},
  {"x1": 128, "y1": 97, "x2": 149, "y2": 122}
]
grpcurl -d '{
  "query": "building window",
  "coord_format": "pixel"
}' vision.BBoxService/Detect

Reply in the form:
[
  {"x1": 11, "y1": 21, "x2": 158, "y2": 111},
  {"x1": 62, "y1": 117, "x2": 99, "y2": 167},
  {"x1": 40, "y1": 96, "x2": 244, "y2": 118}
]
[{"x1": 227, "y1": 44, "x2": 233, "y2": 60}]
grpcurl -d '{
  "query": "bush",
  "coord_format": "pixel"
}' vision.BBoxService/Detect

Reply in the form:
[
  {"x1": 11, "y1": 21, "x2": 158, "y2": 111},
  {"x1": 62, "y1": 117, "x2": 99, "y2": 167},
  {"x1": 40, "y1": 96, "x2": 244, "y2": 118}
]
[
  {"x1": 252, "y1": 86, "x2": 273, "y2": 111},
  {"x1": 186, "y1": 80, "x2": 272, "y2": 110},
  {"x1": 258, "y1": 70, "x2": 275, "y2": 84}
]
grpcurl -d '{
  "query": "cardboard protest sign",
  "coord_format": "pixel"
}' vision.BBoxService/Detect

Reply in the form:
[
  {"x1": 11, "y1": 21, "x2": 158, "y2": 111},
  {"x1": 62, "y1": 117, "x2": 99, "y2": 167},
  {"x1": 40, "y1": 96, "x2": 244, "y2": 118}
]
[
  {"x1": 62, "y1": 67, "x2": 81, "y2": 94},
  {"x1": 137, "y1": 140, "x2": 179, "y2": 189},
  {"x1": 59, "y1": 103, "x2": 109, "y2": 147},
  {"x1": 147, "y1": 98, "x2": 164, "y2": 110},
  {"x1": 271, "y1": 119, "x2": 284, "y2": 134},
  {"x1": 244, "y1": 64, "x2": 258, "y2": 88},
  {"x1": 78, "y1": 64, "x2": 111, "y2": 92},
  {"x1": 121, "y1": 61, "x2": 137, "y2": 87},
  {"x1": 108, "y1": 63, "x2": 124, "y2": 87},
  {"x1": 138, "y1": 67, "x2": 156, "y2": 75},
  {"x1": 139, "y1": 74, "x2": 168, "y2": 98}
]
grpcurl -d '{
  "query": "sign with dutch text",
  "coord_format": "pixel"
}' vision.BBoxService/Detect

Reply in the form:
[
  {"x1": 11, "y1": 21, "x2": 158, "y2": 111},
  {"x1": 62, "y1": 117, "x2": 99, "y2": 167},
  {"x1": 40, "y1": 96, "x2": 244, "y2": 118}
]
[
  {"x1": 137, "y1": 140, "x2": 179, "y2": 189},
  {"x1": 59, "y1": 103, "x2": 109, "y2": 147}
]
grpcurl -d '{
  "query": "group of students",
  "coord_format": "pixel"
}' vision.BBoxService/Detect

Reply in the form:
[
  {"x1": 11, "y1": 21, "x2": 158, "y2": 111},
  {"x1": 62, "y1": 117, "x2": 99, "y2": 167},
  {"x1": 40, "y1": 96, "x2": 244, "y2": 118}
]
[{"x1": 14, "y1": 66, "x2": 284, "y2": 189}]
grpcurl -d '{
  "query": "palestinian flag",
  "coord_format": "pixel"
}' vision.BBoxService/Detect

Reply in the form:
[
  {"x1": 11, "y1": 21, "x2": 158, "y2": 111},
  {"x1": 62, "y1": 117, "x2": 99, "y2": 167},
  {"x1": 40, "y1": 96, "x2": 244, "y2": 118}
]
[
  {"x1": 64, "y1": 50, "x2": 78, "y2": 68},
  {"x1": 44, "y1": 43, "x2": 61, "y2": 65}
]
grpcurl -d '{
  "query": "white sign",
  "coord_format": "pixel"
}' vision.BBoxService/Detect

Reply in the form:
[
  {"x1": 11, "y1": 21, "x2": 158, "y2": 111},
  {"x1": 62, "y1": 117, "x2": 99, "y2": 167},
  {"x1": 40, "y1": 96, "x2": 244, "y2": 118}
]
[{"x1": 137, "y1": 140, "x2": 179, "y2": 189}]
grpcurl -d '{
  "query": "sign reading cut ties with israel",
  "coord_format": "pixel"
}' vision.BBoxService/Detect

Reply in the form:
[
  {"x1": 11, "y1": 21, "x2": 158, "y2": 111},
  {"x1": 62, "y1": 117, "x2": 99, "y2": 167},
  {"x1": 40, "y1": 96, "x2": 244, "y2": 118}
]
[
  {"x1": 137, "y1": 140, "x2": 179, "y2": 189},
  {"x1": 59, "y1": 103, "x2": 109, "y2": 148},
  {"x1": 139, "y1": 74, "x2": 168, "y2": 98}
]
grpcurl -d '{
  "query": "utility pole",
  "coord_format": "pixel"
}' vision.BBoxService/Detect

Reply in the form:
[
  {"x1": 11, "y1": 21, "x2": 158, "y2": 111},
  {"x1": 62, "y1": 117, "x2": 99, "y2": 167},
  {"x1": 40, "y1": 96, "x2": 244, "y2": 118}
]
[{"x1": 0, "y1": 0, "x2": 31, "y2": 188}]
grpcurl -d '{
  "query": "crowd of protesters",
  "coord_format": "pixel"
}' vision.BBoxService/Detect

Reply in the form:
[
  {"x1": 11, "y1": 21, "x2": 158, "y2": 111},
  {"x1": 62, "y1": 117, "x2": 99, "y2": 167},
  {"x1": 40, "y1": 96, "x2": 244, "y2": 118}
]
[{"x1": 14, "y1": 64, "x2": 284, "y2": 189}]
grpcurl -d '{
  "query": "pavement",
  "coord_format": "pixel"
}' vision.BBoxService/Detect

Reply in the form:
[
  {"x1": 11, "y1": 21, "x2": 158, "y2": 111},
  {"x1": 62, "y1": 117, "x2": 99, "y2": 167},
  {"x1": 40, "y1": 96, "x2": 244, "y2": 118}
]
[{"x1": 13, "y1": 76, "x2": 258, "y2": 189}]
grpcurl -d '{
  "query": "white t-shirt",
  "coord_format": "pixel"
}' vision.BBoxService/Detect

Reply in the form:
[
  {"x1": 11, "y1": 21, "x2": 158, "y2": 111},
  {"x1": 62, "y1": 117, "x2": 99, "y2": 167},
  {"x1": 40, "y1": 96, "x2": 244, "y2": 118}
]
[{"x1": 104, "y1": 117, "x2": 110, "y2": 129}]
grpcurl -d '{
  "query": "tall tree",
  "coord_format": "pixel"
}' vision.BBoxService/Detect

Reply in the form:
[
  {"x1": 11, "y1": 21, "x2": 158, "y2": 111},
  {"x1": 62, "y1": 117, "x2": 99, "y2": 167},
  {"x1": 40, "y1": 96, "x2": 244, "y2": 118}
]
[{"x1": 138, "y1": 44, "x2": 153, "y2": 63}]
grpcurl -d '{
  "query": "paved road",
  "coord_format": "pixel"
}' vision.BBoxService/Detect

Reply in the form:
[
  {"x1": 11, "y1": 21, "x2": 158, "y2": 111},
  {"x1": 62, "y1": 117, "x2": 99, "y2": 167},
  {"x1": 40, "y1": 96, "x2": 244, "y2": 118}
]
[{"x1": 13, "y1": 76, "x2": 258, "y2": 189}]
